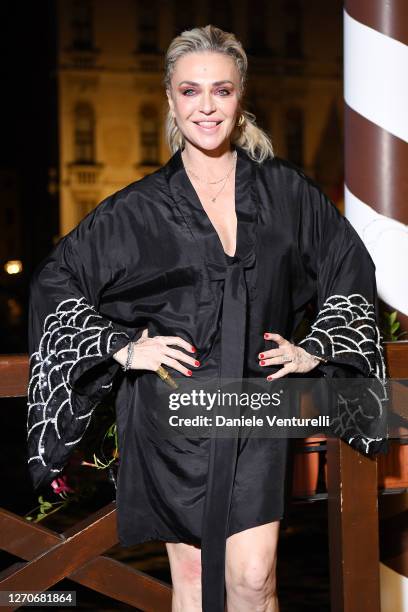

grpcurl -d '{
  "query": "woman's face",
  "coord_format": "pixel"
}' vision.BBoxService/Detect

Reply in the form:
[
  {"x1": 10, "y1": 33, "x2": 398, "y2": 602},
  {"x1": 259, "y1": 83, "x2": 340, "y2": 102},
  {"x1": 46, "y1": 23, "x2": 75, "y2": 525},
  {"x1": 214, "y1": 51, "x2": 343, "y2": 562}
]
[{"x1": 167, "y1": 51, "x2": 241, "y2": 152}]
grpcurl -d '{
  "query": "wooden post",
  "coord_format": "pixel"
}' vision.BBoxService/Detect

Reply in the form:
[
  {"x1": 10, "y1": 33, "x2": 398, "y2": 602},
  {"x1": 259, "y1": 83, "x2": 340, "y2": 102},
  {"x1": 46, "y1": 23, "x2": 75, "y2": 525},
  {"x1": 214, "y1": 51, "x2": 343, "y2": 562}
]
[{"x1": 327, "y1": 438, "x2": 381, "y2": 612}]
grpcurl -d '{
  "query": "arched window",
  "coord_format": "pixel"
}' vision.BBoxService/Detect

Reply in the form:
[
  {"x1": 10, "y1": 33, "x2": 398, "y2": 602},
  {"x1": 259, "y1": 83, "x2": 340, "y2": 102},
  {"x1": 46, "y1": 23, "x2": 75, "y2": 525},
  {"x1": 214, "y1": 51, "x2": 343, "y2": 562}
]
[
  {"x1": 173, "y1": 0, "x2": 195, "y2": 36},
  {"x1": 74, "y1": 103, "x2": 95, "y2": 164},
  {"x1": 248, "y1": 0, "x2": 268, "y2": 53},
  {"x1": 285, "y1": 107, "x2": 304, "y2": 168},
  {"x1": 138, "y1": 2, "x2": 159, "y2": 52},
  {"x1": 140, "y1": 105, "x2": 159, "y2": 165},
  {"x1": 209, "y1": 0, "x2": 233, "y2": 32},
  {"x1": 77, "y1": 199, "x2": 96, "y2": 219},
  {"x1": 71, "y1": 0, "x2": 93, "y2": 50},
  {"x1": 285, "y1": 0, "x2": 303, "y2": 59}
]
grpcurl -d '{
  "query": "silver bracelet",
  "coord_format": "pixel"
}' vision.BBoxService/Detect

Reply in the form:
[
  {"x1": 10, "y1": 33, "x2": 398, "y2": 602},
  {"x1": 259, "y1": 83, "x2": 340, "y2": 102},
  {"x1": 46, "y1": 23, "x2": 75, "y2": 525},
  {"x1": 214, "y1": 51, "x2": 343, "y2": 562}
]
[
  {"x1": 312, "y1": 354, "x2": 328, "y2": 364},
  {"x1": 122, "y1": 342, "x2": 134, "y2": 372}
]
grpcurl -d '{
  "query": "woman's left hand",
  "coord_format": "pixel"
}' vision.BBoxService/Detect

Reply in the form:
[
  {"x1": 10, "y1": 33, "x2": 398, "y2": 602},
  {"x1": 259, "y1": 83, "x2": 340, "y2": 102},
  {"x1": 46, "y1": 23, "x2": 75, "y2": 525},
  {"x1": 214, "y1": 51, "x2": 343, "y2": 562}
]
[{"x1": 259, "y1": 332, "x2": 323, "y2": 380}]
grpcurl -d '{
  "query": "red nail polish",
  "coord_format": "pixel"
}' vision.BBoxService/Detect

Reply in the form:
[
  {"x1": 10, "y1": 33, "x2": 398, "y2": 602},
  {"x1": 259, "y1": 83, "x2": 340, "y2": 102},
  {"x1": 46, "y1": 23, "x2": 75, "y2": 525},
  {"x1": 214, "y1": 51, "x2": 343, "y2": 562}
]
[
  {"x1": 259, "y1": 353, "x2": 264, "y2": 359},
  {"x1": 187, "y1": 370, "x2": 192, "y2": 376},
  {"x1": 264, "y1": 333, "x2": 269, "y2": 339},
  {"x1": 267, "y1": 375, "x2": 273, "y2": 380},
  {"x1": 191, "y1": 346, "x2": 196, "y2": 352},
  {"x1": 260, "y1": 360, "x2": 265, "y2": 366},
  {"x1": 194, "y1": 360, "x2": 200, "y2": 366}
]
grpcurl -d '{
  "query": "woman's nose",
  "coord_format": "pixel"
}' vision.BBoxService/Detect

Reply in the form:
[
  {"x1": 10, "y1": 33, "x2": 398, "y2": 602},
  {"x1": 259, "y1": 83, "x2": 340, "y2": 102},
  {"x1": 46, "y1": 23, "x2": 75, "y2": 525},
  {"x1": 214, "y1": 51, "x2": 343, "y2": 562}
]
[{"x1": 200, "y1": 90, "x2": 216, "y2": 113}]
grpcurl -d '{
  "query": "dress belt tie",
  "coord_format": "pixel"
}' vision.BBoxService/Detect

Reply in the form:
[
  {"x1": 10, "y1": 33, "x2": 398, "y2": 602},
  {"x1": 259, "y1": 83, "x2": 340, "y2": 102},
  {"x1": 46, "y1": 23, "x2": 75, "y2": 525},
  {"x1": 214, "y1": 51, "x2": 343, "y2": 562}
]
[{"x1": 201, "y1": 251, "x2": 256, "y2": 612}]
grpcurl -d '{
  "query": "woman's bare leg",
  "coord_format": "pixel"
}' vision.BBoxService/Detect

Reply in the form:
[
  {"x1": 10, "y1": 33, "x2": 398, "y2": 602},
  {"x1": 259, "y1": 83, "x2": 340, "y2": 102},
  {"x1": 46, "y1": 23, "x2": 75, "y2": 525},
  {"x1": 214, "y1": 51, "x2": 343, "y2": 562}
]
[
  {"x1": 165, "y1": 520, "x2": 280, "y2": 612},
  {"x1": 225, "y1": 521, "x2": 281, "y2": 612},
  {"x1": 165, "y1": 541, "x2": 202, "y2": 611}
]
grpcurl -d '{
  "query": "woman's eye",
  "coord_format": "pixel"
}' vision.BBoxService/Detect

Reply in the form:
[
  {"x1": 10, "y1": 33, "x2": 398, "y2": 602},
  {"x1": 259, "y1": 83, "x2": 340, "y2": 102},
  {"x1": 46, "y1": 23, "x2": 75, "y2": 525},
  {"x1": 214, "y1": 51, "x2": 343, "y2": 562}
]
[{"x1": 181, "y1": 88, "x2": 231, "y2": 96}]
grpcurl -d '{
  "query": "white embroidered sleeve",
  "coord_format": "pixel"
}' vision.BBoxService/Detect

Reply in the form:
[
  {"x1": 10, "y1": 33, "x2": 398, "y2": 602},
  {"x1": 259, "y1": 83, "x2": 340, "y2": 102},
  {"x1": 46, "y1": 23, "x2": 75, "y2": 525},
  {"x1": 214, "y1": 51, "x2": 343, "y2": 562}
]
[
  {"x1": 296, "y1": 171, "x2": 389, "y2": 456},
  {"x1": 26, "y1": 207, "x2": 142, "y2": 489}
]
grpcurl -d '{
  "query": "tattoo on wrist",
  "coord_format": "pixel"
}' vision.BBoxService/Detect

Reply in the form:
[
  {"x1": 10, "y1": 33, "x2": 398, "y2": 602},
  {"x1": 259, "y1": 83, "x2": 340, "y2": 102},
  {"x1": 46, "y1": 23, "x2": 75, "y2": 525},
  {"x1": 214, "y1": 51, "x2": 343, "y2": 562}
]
[{"x1": 122, "y1": 342, "x2": 134, "y2": 371}]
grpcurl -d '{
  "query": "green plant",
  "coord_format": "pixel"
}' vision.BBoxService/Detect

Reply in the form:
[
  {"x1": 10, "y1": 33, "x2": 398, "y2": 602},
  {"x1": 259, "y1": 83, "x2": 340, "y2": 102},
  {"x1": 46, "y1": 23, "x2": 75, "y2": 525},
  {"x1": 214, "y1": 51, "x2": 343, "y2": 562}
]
[
  {"x1": 81, "y1": 422, "x2": 119, "y2": 469},
  {"x1": 24, "y1": 493, "x2": 73, "y2": 523},
  {"x1": 24, "y1": 404, "x2": 119, "y2": 524},
  {"x1": 381, "y1": 309, "x2": 407, "y2": 342}
]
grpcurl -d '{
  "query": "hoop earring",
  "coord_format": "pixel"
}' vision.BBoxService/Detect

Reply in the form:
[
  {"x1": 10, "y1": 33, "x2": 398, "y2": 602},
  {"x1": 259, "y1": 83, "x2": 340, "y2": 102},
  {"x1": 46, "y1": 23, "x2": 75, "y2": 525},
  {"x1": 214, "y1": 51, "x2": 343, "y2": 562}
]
[{"x1": 237, "y1": 113, "x2": 245, "y2": 127}]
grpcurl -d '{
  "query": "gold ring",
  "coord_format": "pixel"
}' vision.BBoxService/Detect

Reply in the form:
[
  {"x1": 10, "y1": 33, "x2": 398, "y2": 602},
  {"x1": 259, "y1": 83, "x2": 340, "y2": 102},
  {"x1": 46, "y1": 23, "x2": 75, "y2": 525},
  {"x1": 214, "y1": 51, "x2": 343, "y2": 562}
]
[
  {"x1": 155, "y1": 365, "x2": 179, "y2": 389},
  {"x1": 156, "y1": 365, "x2": 169, "y2": 380}
]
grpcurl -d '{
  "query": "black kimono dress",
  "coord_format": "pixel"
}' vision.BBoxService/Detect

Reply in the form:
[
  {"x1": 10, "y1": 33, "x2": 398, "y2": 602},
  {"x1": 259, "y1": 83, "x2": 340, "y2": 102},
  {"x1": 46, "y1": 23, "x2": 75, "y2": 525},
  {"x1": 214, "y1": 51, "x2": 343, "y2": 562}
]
[{"x1": 27, "y1": 145, "x2": 388, "y2": 611}]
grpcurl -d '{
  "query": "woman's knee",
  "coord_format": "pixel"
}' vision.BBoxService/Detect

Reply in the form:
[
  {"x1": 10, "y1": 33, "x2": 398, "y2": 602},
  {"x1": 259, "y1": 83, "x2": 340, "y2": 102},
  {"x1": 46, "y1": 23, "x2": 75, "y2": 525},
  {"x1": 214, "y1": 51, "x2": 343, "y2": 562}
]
[
  {"x1": 166, "y1": 542, "x2": 202, "y2": 587},
  {"x1": 225, "y1": 522, "x2": 280, "y2": 601},
  {"x1": 226, "y1": 552, "x2": 277, "y2": 598}
]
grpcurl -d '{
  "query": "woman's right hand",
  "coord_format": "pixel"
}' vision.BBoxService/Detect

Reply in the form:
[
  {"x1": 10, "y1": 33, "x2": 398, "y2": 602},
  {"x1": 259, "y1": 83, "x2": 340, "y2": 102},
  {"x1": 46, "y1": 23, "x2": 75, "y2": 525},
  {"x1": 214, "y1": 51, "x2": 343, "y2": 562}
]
[{"x1": 113, "y1": 328, "x2": 200, "y2": 377}]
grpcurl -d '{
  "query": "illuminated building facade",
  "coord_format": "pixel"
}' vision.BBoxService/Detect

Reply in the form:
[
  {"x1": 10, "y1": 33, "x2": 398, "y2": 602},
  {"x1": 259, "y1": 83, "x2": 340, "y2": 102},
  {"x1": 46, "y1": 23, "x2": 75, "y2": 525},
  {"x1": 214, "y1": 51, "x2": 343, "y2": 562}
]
[{"x1": 57, "y1": 0, "x2": 343, "y2": 234}]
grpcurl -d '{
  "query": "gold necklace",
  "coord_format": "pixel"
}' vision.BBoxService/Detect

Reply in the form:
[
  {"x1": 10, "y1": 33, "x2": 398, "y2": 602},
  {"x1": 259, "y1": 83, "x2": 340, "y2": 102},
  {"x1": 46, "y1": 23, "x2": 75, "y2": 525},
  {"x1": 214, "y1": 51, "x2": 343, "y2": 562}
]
[{"x1": 183, "y1": 150, "x2": 237, "y2": 203}]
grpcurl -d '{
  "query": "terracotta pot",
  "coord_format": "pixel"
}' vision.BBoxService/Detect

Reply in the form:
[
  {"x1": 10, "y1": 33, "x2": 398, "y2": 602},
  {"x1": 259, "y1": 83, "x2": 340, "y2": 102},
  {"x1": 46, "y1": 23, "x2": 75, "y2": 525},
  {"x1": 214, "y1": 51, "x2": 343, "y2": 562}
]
[
  {"x1": 292, "y1": 436, "x2": 326, "y2": 497},
  {"x1": 378, "y1": 438, "x2": 408, "y2": 489}
]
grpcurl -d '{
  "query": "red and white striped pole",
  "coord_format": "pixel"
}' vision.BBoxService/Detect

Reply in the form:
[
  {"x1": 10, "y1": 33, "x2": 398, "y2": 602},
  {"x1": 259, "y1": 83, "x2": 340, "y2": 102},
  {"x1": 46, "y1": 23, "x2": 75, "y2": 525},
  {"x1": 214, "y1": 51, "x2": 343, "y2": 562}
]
[{"x1": 344, "y1": 1, "x2": 408, "y2": 338}]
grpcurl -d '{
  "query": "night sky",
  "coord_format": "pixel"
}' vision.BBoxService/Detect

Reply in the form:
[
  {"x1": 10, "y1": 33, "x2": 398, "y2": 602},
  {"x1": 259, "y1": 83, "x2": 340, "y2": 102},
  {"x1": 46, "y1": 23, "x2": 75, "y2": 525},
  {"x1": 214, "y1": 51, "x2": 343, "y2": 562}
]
[{"x1": 0, "y1": 2, "x2": 58, "y2": 352}]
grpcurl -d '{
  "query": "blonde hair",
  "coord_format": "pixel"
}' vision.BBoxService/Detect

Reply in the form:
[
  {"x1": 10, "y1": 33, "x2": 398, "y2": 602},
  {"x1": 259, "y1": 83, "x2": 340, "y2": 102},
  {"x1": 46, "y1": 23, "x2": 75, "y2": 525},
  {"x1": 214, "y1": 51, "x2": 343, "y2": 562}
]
[{"x1": 163, "y1": 24, "x2": 274, "y2": 164}]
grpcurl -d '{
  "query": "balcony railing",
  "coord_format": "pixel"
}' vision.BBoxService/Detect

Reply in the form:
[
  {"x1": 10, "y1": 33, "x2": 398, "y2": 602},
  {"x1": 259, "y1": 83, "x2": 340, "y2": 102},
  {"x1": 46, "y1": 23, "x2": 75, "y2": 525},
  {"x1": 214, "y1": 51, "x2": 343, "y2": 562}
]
[
  {"x1": 67, "y1": 163, "x2": 103, "y2": 190},
  {"x1": 0, "y1": 342, "x2": 407, "y2": 610}
]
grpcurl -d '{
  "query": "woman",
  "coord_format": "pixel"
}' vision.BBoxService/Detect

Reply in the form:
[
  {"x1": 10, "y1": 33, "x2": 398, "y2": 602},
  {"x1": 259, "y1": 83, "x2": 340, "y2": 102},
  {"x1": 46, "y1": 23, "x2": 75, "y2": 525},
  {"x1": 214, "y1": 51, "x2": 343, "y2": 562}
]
[{"x1": 27, "y1": 25, "x2": 387, "y2": 612}]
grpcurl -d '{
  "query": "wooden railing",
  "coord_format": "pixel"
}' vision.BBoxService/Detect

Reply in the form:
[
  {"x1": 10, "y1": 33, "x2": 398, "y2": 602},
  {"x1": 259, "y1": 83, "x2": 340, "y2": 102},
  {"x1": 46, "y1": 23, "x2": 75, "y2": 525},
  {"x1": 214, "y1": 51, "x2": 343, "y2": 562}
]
[
  {"x1": 326, "y1": 342, "x2": 408, "y2": 612},
  {"x1": 0, "y1": 342, "x2": 407, "y2": 611},
  {"x1": 0, "y1": 354, "x2": 172, "y2": 612}
]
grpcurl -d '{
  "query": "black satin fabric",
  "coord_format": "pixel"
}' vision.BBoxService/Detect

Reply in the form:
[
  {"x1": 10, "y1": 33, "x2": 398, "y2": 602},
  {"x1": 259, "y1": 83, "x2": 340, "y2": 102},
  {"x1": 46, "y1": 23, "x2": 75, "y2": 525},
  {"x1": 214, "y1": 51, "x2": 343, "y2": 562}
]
[
  {"x1": 114, "y1": 147, "x2": 290, "y2": 611},
  {"x1": 27, "y1": 145, "x2": 387, "y2": 612}
]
